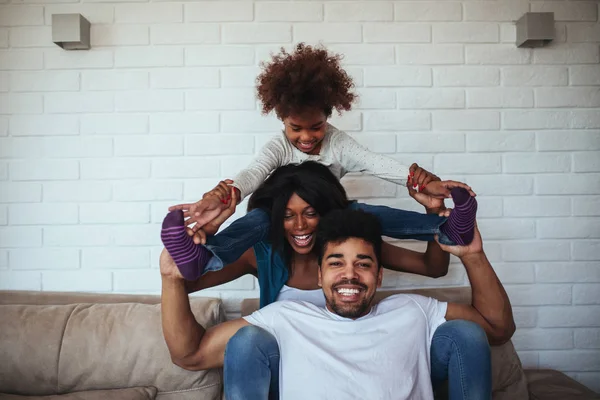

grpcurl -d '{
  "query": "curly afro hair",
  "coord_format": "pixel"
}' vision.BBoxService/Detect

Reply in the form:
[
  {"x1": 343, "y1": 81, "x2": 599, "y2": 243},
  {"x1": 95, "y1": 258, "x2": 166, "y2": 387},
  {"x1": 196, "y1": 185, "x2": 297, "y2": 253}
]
[{"x1": 256, "y1": 43, "x2": 357, "y2": 119}]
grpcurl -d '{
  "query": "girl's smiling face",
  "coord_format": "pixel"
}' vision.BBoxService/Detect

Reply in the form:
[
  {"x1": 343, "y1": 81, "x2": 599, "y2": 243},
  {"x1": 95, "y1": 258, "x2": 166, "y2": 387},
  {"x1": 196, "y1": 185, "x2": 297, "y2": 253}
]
[{"x1": 283, "y1": 109, "x2": 328, "y2": 155}]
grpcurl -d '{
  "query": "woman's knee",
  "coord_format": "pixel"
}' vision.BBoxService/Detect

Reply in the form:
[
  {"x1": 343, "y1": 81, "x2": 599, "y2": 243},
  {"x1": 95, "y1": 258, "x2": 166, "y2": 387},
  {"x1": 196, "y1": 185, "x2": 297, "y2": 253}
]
[{"x1": 226, "y1": 325, "x2": 279, "y2": 356}]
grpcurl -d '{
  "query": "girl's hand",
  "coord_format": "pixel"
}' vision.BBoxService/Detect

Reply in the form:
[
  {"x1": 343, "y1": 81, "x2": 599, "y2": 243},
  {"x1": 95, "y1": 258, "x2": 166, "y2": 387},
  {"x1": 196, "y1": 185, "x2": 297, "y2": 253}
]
[{"x1": 408, "y1": 163, "x2": 439, "y2": 192}]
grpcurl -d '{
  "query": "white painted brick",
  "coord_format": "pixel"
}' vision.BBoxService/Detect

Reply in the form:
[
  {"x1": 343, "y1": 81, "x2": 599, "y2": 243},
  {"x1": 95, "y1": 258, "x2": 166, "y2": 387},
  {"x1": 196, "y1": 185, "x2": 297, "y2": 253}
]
[
  {"x1": 0, "y1": 204, "x2": 5, "y2": 225},
  {"x1": 504, "y1": 110, "x2": 600, "y2": 130},
  {"x1": 9, "y1": 26, "x2": 52, "y2": 47},
  {"x1": 44, "y1": 49, "x2": 113, "y2": 69},
  {"x1": 0, "y1": 227, "x2": 41, "y2": 248},
  {"x1": 0, "y1": 72, "x2": 6, "y2": 91},
  {"x1": 9, "y1": 203, "x2": 77, "y2": 225},
  {"x1": 349, "y1": 133, "x2": 396, "y2": 154},
  {"x1": 464, "y1": 1, "x2": 530, "y2": 22},
  {"x1": 493, "y1": 263, "x2": 535, "y2": 284},
  {"x1": 0, "y1": 93, "x2": 42, "y2": 114},
  {"x1": 477, "y1": 218, "x2": 536, "y2": 240},
  {"x1": 113, "y1": 181, "x2": 182, "y2": 202},
  {"x1": 113, "y1": 224, "x2": 162, "y2": 246},
  {"x1": 574, "y1": 152, "x2": 600, "y2": 173},
  {"x1": 575, "y1": 329, "x2": 600, "y2": 349},
  {"x1": 502, "y1": 66, "x2": 568, "y2": 86},
  {"x1": 355, "y1": 88, "x2": 396, "y2": 109},
  {"x1": 397, "y1": 132, "x2": 465, "y2": 152},
  {"x1": 570, "y1": 65, "x2": 600, "y2": 86},
  {"x1": 574, "y1": 284, "x2": 600, "y2": 305},
  {"x1": 466, "y1": 175, "x2": 534, "y2": 196},
  {"x1": 116, "y1": 90, "x2": 184, "y2": 112},
  {"x1": 0, "y1": 162, "x2": 6, "y2": 180},
  {"x1": 538, "y1": 218, "x2": 600, "y2": 239},
  {"x1": 0, "y1": 29, "x2": 6, "y2": 48},
  {"x1": 113, "y1": 270, "x2": 161, "y2": 292},
  {"x1": 364, "y1": 67, "x2": 432, "y2": 87},
  {"x1": 535, "y1": 88, "x2": 600, "y2": 108},
  {"x1": 185, "y1": 46, "x2": 254, "y2": 66},
  {"x1": 42, "y1": 271, "x2": 111, "y2": 292},
  {"x1": 395, "y1": 2, "x2": 461, "y2": 21},
  {"x1": 82, "y1": 71, "x2": 148, "y2": 91},
  {"x1": 293, "y1": 23, "x2": 361, "y2": 44},
  {"x1": 572, "y1": 241, "x2": 600, "y2": 261},
  {"x1": 45, "y1": 93, "x2": 114, "y2": 114},
  {"x1": 150, "y1": 112, "x2": 219, "y2": 134},
  {"x1": 533, "y1": 44, "x2": 599, "y2": 64},
  {"x1": 185, "y1": 2, "x2": 253, "y2": 22},
  {"x1": 44, "y1": 5, "x2": 114, "y2": 25},
  {"x1": 363, "y1": 23, "x2": 430, "y2": 43},
  {"x1": 82, "y1": 247, "x2": 149, "y2": 269},
  {"x1": 434, "y1": 23, "x2": 498, "y2": 43},
  {"x1": 0, "y1": 250, "x2": 6, "y2": 268},
  {"x1": 186, "y1": 89, "x2": 256, "y2": 110},
  {"x1": 466, "y1": 45, "x2": 531, "y2": 64},
  {"x1": 512, "y1": 307, "x2": 537, "y2": 328},
  {"x1": 0, "y1": 117, "x2": 7, "y2": 136},
  {"x1": 531, "y1": 2, "x2": 597, "y2": 22},
  {"x1": 0, "y1": 50, "x2": 42, "y2": 70},
  {"x1": 115, "y1": 135, "x2": 183, "y2": 156},
  {"x1": 0, "y1": 6, "x2": 43, "y2": 26},
  {"x1": 434, "y1": 67, "x2": 499, "y2": 87},
  {"x1": 0, "y1": 183, "x2": 41, "y2": 203},
  {"x1": 500, "y1": 23, "x2": 516, "y2": 43},
  {"x1": 219, "y1": 155, "x2": 254, "y2": 178},
  {"x1": 536, "y1": 174, "x2": 600, "y2": 195},
  {"x1": 326, "y1": 44, "x2": 395, "y2": 65},
  {"x1": 329, "y1": 111, "x2": 363, "y2": 132},
  {"x1": 365, "y1": 111, "x2": 430, "y2": 131},
  {"x1": 91, "y1": 24, "x2": 149, "y2": 46},
  {"x1": 434, "y1": 110, "x2": 500, "y2": 131},
  {"x1": 568, "y1": 23, "x2": 600, "y2": 43},
  {"x1": 115, "y1": 47, "x2": 183, "y2": 68},
  {"x1": 44, "y1": 181, "x2": 111, "y2": 203},
  {"x1": 504, "y1": 154, "x2": 570, "y2": 174},
  {"x1": 326, "y1": 1, "x2": 393, "y2": 22},
  {"x1": 223, "y1": 23, "x2": 291, "y2": 44},
  {"x1": 504, "y1": 196, "x2": 571, "y2": 217},
  {"x1": 9, "y1": 71, "x2": 79, "y2": 92},
  {"x1": 80, "y1": 203, "x2": 149, "y2": 224},
  {"x1": 540, "y1": 350, "x2": 600, "y2": 371},
  {"x1": 44, "y1": 226, "x2": 111, "y2": 247},
  {"x1": 81, "y1": 114, "x2": 148, "y2": 135},
  {"x1": 512, "y1": 329, "x2": 573, "y2": 350},
  {"x1": 256, "y1": 2, "x2": 322, "y2": 22},
  {"x1": 577, "y1": 373, "x2": 600, "y2": 393},
  {"x1": 506, "y1": 284, "x2": 572, "y2": 306},
  {"x1": 396, "y1": 45, "x2": 463, "y2": 65},
  {"x1": 152, "y1": 158, "x2": 220, "y2": 179},
  {"x1": 0, "y1": 271, "x2": 40, "y2": 290},
  {"x1": 573, "y1": 196, "x2": 600, "y2": 216},
  {"x1": 537, "y1": 131, "x2": 600, "y2": 151},
  {"x1": 10, "y1": 115, "x2": 78, "y2": 136},
  {"x1": 10, "y1": 160, "x2": 78, "y2": 181},
  {"x1": 150, "y1": 24, "x2": 219, "y2": 45},
  {"x1": 468, "y1": 88, "x2": 533, "y2": 108},
  {"x1": 503, "y1": 241, "x2": 570, "y2": 262},
  {"x1": 536, "y1": 262, "x2": 600, "y2": 283},
  {"x1": 220, "y1": 66, "x2": 259, "y2": 88},
  {"x1": 473, "y1": 197, "x2": 503, "y2": 218},
  {"x1": 81, "y1": 159, "x2": 150, "y2": 180},
  {"x1": 10, "y1": 249, "x2": 79, "y2": 270},
  {"x1": 151, "y1": 68, "x2": 218, "y2": 89},
  {"x1": 221, "y1": 111, "x2": 281, "y2": 133},
  {"x1": 186, "y1": 134, "x2": 255, "y2": 155},
  {"x1": 115, "y1": 4, "x2": 182, "y2": 23},
  {"x1": 435, "y1": 153, "x2": 501, "y2": 174}
]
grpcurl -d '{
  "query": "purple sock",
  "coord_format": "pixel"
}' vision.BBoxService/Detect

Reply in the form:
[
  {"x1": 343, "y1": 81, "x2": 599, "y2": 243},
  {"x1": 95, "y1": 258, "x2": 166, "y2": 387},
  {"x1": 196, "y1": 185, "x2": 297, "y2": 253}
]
[
  {"x1": 161, "y1": 210, "x2": 212, "y2": 281},
  {"x1": 440, "y1": 188, "x2": 478, "y2": 246}
]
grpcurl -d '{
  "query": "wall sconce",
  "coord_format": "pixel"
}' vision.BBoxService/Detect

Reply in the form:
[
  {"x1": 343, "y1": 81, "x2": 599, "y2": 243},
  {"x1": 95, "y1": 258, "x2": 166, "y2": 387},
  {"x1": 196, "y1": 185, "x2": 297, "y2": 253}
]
[
  {"x1": 52, "y1": 14, "x2": 91, "y2": 50},
  {"x1": 516, "y1": 12, "x2": 555, "y2": 48}
]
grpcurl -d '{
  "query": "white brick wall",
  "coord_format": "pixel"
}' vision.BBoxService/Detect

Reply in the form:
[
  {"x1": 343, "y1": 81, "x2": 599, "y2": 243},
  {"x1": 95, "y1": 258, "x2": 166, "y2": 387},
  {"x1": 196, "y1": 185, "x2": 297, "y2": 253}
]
[{"x1": 1, "y1": 0, "x2": 599, "y2": 390}]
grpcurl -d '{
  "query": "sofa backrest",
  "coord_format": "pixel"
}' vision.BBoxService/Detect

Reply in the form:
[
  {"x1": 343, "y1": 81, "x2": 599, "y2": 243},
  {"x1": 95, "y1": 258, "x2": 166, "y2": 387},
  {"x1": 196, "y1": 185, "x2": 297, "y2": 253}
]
[{"x1": 0, "y1": 291, "x2": 225, "y2": 400}]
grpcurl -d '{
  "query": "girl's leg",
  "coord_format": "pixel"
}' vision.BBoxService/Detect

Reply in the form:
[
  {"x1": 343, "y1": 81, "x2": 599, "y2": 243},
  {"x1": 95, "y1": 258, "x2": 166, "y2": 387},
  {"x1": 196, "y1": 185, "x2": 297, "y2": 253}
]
[
  {"x1": 224, "y1": 325, "x2": 280, "y2": 400},
  {"x1": 430, "y1": 320, "x2": 492, "y2": 400},
  {"x1": 161, "y1": 208, "x2": 270, "y2": 280}
]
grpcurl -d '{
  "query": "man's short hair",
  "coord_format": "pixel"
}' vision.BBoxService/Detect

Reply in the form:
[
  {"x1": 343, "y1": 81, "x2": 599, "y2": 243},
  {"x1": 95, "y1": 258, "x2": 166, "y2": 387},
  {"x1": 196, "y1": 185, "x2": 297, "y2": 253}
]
[{"x1": 316, "y1": 209, "x2": 383, "y2": 268}]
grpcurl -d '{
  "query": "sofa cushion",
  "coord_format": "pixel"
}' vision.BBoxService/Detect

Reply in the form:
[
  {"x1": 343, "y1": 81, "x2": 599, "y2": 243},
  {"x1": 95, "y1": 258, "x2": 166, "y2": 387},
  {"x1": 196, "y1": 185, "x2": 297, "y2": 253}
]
[
  {"x1": 0, "y1": 387, "x2": 157, "y2": 400},
  {"x1": 525, "y1": 369, "x2": 600, "y2": 400}
]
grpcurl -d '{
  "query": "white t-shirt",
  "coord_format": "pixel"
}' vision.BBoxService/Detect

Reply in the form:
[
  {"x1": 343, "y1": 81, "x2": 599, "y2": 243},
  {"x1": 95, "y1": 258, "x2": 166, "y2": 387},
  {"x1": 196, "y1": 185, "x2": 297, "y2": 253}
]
[
  {"x1": 232, "y1": 124, "x2": 411, "y2": 199},
  {"x1": 243, "y1": 294, "x2": 447, "y2": 400},
  {"x1": 275, "y1": 284, "x2": 326, "y2": 308}
]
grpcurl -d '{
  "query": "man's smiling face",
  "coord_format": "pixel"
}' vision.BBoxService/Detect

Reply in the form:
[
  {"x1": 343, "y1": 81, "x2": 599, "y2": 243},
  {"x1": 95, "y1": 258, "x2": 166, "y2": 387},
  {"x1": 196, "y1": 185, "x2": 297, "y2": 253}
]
[{"x1": 318, "y1": 237, "x2": 383, "y2": 319}]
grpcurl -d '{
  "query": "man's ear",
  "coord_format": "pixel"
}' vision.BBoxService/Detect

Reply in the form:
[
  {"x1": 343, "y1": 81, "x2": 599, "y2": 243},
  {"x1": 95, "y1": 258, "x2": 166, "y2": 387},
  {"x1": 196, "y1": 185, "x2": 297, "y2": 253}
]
[
  {"x1": 317, "y1": 265, "x2": 322, "y2": 287},
  {"x1": 376, "y1": 265, "x2": 383, "y2": 288}
]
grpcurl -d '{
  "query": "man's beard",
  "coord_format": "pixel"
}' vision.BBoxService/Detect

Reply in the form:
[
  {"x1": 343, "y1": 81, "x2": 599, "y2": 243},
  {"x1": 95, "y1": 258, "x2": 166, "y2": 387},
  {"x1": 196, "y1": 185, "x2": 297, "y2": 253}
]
[{"x1": 326, "y1": 279, "x2": 375, "y2": 319}]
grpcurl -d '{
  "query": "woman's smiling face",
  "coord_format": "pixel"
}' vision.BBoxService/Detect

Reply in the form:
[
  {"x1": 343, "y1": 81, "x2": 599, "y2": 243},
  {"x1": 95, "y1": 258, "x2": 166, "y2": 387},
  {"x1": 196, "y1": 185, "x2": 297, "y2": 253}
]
[{"x1": 283, "y1": 193, "x2": 320, "y2": 255}]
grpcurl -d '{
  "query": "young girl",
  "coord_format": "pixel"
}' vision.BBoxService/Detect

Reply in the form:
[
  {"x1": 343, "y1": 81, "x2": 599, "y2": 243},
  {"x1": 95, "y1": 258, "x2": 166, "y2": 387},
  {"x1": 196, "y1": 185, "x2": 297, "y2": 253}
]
[{"x1": 163, "y1": 43, "x2": 477, "y2": 281}]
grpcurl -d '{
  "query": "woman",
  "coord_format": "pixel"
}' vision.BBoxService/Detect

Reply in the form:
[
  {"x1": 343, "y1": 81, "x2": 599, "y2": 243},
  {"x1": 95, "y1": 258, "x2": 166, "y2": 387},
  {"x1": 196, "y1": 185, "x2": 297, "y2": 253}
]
[{"x1": 161, "y1": 162, "x2": 491, "y2": 400}]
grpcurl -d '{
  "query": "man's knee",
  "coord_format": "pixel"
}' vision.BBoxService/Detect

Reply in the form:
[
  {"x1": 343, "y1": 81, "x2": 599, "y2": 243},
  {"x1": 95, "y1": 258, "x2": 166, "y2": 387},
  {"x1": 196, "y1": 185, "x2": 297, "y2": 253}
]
[
  {"x1": 226, "y1": 325, "x2": 278, "y2": 356},
  {"x1": 435, "y1": 320, "x2": 489, "y2": 350}
]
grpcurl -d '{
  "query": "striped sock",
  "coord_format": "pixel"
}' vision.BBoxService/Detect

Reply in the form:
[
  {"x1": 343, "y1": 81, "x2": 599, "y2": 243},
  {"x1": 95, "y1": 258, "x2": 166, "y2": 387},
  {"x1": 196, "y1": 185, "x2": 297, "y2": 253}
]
[
  {"x1": 161, "y1": 210, "x2": 212, "y2": 281},
  {"x1": 440, "y1": 188, "x2": 478, "y2": 246}
]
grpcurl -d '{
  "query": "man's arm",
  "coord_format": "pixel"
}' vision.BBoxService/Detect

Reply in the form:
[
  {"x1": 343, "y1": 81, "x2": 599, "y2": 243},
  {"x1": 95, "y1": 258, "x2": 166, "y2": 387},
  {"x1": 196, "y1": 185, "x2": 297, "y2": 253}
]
[
  {"x1": 381, "y1": 240, "x2": 449, "y2": 278},
  {"x1": 444, "y1": 227, "x2": 515, "y2": 345}
]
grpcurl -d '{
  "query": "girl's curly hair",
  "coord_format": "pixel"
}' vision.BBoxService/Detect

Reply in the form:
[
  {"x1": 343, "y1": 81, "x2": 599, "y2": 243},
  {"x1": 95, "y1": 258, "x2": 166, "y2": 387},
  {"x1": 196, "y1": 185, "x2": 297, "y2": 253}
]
[{"x1": 256, "y1": 43, "x2": 357, "y2": 119}]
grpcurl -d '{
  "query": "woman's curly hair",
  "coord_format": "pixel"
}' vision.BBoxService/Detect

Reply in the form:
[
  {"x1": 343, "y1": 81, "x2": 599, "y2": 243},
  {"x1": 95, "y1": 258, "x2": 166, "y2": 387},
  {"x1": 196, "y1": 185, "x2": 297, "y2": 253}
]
[{"x1": 256, "y1": 43, "x2": 357, "y2": 119}]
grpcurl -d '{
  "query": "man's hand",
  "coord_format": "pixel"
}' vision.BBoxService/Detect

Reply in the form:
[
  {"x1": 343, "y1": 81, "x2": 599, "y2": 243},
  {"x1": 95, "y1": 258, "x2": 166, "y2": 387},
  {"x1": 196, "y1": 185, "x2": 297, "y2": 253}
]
[
  {"x1": 435, "y1": 224, "x2": 484, "y2": 259},
  {"x1": 160, "y1": 248, "x2": 184, "y2": 280}
]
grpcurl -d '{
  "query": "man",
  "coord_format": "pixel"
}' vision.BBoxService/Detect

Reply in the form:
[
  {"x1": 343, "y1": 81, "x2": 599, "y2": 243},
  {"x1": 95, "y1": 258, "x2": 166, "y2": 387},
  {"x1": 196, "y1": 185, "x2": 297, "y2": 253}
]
[{"x1": 161, "y1": 209, "x2": 515, "y2": 400}]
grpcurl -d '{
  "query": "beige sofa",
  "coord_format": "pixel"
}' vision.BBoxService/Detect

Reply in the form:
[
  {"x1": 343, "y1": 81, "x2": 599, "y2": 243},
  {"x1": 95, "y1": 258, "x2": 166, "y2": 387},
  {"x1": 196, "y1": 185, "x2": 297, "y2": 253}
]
[{"x1": 1, "y1": 288, "x2": 598, "y2": 400}]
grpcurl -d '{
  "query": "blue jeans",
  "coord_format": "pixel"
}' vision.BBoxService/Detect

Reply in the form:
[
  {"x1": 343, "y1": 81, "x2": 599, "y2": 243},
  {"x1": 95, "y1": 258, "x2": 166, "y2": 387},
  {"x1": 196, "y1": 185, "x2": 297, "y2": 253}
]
[
  {"x1": 204, "y1": 202, "x2": 451, "y2": 273},
  {"x1": 224, "y1": 320, "x2": 491, "y2": 400}
]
